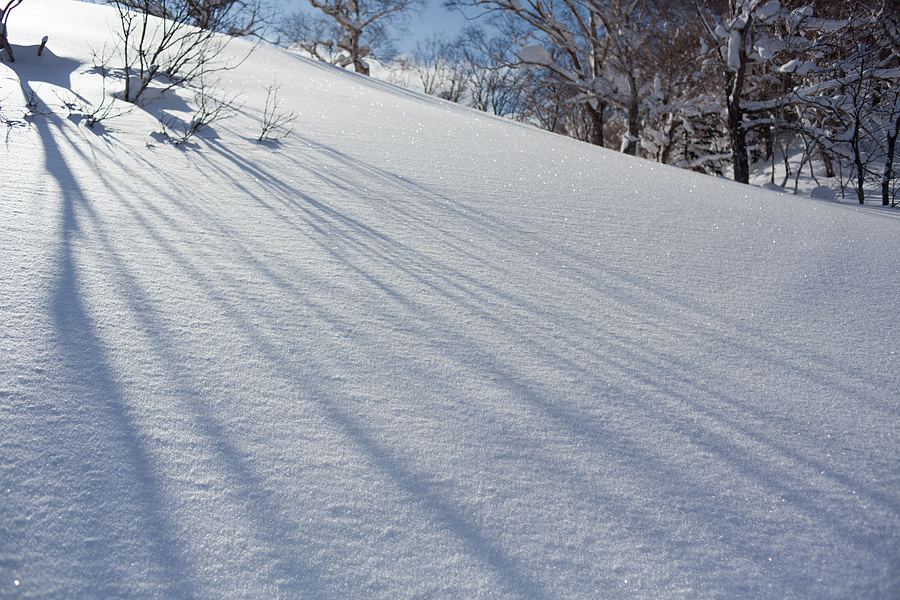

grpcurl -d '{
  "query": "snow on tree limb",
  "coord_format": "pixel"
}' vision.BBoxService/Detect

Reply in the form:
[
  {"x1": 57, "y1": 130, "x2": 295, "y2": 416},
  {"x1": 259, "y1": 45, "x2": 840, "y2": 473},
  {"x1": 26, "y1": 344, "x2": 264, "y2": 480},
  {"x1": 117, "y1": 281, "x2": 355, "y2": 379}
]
[{"x1": 515, "y1": 44, "x2": 553, "y2": 67}]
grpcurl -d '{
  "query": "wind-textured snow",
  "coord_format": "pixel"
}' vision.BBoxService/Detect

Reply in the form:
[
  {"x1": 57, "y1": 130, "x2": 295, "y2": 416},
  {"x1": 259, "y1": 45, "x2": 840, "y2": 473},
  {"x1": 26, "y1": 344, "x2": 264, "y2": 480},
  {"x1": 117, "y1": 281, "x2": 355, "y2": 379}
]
[{"x1": 1, "y1": 1, "x2": 899, "y2": 598}]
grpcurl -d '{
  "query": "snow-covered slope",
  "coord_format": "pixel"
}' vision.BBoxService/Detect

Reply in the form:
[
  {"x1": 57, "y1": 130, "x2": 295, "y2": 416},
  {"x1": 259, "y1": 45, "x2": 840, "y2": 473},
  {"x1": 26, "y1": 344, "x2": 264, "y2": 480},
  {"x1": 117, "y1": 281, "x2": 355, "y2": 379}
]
[{"x1": 1, "y1": 1, "x2": 898, "y2": 598}]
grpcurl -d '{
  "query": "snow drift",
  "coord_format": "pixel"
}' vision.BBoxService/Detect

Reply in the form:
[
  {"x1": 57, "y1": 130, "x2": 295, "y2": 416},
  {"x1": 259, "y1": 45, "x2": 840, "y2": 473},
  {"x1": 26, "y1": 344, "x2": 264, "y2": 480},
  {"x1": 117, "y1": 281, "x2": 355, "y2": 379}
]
[{"x1": 1, "y1": 1, "x2": 898, "y2": 598}]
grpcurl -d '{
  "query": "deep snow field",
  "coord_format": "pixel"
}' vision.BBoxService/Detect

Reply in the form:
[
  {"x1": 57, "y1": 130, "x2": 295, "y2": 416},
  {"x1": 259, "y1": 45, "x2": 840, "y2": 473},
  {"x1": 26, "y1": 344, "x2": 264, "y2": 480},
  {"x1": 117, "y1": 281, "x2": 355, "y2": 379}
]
[{"x1": 1, "y1": 1, "x2": 899, "y2": 597}]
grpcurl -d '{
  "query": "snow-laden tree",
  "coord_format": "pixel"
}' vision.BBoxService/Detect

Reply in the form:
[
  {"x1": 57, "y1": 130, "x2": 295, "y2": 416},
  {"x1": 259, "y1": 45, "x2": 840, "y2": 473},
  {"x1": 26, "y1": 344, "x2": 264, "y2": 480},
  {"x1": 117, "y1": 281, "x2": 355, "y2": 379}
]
[
  {"x1": 446, "y1": 0, "x2": 666, "y2": 152},
  {"x1": 836, "y1": 15, "x2": 900, "y2": 205},
  {"x1": 876, "y1": 0, "x2": 900, "y2": 206},
  {"x1": 637, "y1": 10, "x2": 731, "y2": 173},
  {"x1": 432, "y1": 0, "x2": 899, "y2": 193},
  {"x1": 690, "y1": 0, "x2": 785, "y2": 182},
  {"x1": 688, "y1": 0, "x2": 900, "y2": 194},
  {"x1": 821, "y1": 16, "x2": 893, "y2": 204},
  {"x1": 281, "y1": 0, "x2": 422, "y2": 75},
  {"x1": 446, "y1": 0, "x2": 747, "y2": 159},
  {"x1": 729, "y1": 0, "x2": 898, "y2": 202}
]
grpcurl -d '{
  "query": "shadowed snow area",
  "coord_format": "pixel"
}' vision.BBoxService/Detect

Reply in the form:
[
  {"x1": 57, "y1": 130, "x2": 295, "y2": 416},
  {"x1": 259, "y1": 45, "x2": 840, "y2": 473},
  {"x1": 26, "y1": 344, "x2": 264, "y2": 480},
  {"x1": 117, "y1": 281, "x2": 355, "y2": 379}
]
[{"x1": 1, "y1": 1, "x2": 898, "y2": 597}]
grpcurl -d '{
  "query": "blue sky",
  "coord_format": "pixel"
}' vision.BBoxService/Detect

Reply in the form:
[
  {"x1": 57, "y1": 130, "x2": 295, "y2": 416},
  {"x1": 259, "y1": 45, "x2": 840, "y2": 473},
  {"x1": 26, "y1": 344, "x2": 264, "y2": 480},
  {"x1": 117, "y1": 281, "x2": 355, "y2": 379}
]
[
  {"x1": 413, "y1": 0, "x2": 476, "y2": 46},
  {"x1": 276, "y1": 0, "x2": 480, "y2": 53}
]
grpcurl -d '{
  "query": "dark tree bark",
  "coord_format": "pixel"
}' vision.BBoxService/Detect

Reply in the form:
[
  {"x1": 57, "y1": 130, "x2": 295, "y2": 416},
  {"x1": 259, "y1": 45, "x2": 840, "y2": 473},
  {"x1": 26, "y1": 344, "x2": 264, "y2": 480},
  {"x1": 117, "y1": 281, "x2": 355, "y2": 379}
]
[
  {"x1": 726, "y1": 63, "x2": 749, "y2": 184},
  {"x1": 882, "y1": 110, "x2": 900, "y2": 206},
  {"x1": 1, "y1": 0, "x2": 25, "y2": 62}
]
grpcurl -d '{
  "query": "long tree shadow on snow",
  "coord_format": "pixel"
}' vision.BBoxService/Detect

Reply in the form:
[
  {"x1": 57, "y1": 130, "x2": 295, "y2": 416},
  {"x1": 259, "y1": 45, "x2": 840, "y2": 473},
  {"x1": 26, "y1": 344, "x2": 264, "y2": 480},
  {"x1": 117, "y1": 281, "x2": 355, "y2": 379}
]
[
  {"x1": 143, "y1": 131, "x2": 900, "y2": 597},
  {"x1": 14, "y1": 108, "x2": 201, "y2": 596},
  {"x1": 259, "y1": 134, "x2": 896, "y2": 582},
  {"x1": 48, "y1": 108, "x2": 900, "y2": 598},
  {"x1": 33, "y1": 122, "x2": 341, "y2": 598},
  {"x1": 84, "y1": 133, "x2": 559, "y2": 600}
]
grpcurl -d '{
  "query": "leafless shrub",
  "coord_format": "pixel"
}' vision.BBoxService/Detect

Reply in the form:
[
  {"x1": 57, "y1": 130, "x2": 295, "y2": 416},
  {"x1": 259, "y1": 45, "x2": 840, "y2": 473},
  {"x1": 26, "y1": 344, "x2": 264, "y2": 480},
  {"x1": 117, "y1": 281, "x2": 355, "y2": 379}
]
[
  {"x1": 53, "y1": 50, "x2": 135, "y2": 128},
  {"x1": 108, "y1": 0, "x2": 260, "y2": 103},
  {"x1": 89, "y1": 57, "x2": 133, "y2": 126},
  {"x1": 155, "y1": 80, "x2": 235, "y2": 145},
  {"x1": 257, "y1": 81, "x2": 295, "y2": 142},
  {"x1": 22, "y1": 90, "x2": 51, "y2": 117}
]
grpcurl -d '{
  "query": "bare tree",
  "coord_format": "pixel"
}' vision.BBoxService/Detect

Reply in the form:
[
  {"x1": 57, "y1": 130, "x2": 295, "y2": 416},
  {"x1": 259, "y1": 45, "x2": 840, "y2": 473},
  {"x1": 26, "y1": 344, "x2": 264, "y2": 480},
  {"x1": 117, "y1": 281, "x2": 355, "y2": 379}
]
[
  {"x1": 109, "y1": 0, "x2": 260, "y2": 102},
  {"x1": 281, "y1": 0, "x2": 423, "y2": 75},
  {"x1": 1, "y1": 0, "x2": 24, "y2": 61},
  {"x1": 876, "y1": 0, "x2": 900, "y2": 205},
  {"x1": 277, "y1": 11, "x2": 345, "y2": 63},
  {"x1": 743, "y1": 1, "x2": 897, "y2": 202},
  {"x1": 410, "y1": 33, "x2": 468, "y2": 100},
  {"x1": 446, "y1": 0, "x2": 680, "y2": 154},
  {"x1": 458, "y1": 26, "x2": 529, "y2": 118}
]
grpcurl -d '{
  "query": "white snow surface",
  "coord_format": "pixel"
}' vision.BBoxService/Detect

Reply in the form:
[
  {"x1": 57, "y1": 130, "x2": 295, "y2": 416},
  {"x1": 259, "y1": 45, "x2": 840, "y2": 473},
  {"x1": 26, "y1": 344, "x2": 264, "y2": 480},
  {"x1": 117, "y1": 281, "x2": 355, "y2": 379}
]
[{"x1": 2, "y1": 1, "x2": 899, "y2": 598}]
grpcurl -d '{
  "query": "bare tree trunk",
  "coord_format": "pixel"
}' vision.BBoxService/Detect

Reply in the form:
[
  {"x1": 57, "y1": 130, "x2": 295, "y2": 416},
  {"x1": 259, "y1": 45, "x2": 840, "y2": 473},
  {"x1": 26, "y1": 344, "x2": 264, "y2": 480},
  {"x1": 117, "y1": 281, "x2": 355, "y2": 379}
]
[
  {"x1": 821, "y1": 149, "x2": 834, "y2": 178},
  {"x1": 724, "y1": 0, "x2": 750, "y2": 184},
  {"x1": 727, "y1": 66, "x2": 749, "y2": 184},
  {"x1": 624, "y1": 89, "x2": 640, "y2": 156},
  {"x1": 350, "y1": 32, "x2": 368, "y2": 75},
  {"x1": 0, "y1": 30, "x2": 12, "y2": 62},
  {"x1": 1, "y1": 0, "x2": 25, "y2": 61},
  {"x1": 587, "y1": 13, "x2": 604, "y2": 148},
  {"x1": 659, "y1": 115, "x2": 675, "y2": 165},
  {"x1": 586, "y1": 101, "x2": 604, "y2": 147},
  {"x1": 882, "y1": 111, "x2": 900, "y2": 206},
  {"x1": 852, "y1": 118, "x2": 865, "y2": 204}
]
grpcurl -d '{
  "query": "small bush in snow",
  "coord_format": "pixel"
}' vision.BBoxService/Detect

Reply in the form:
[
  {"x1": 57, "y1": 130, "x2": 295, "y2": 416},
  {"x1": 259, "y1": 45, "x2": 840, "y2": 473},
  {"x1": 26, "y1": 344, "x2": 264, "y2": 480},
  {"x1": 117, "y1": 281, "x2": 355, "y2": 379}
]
[
  {"x1": 155, "y1": 80, "x2": 235, "y2": 145},
  {"x1": 257, "y1": 82, "x2": 295, "y2": 143}
]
